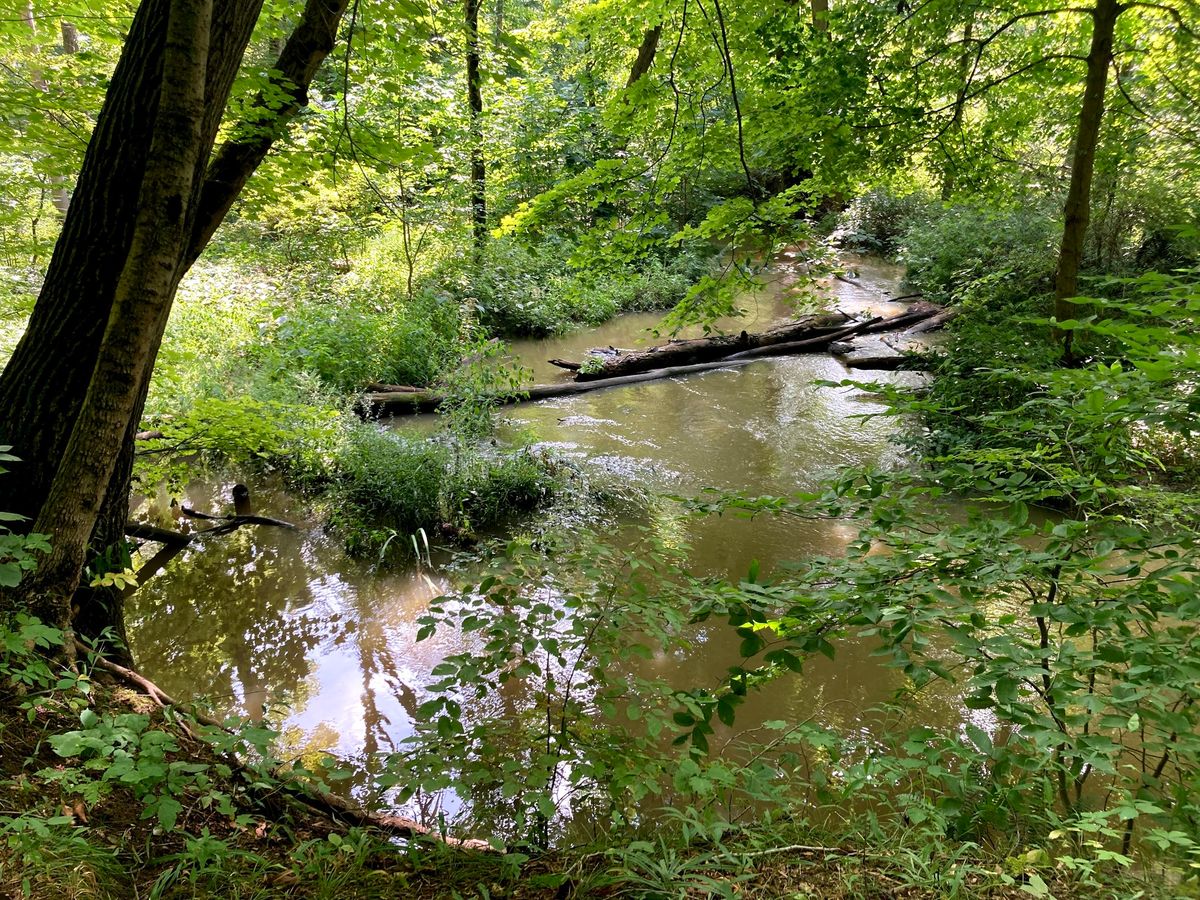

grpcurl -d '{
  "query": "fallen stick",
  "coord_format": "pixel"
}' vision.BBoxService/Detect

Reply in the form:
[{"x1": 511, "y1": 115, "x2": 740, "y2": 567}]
[
  {"x1": 77, "y1": 642, "x2": 495, "y2": 852},
  {"x1": 180, "y1": 507, "x2": 298, "y2": 531}
]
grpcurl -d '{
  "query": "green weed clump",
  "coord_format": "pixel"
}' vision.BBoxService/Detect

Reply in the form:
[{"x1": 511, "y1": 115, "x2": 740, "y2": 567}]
[
  {"x1": 423, "y1": 233, "x2": 712, "y2": 337},
  {"x1": 326, "y1": 425, "x2": 561, "y2": 553},
  {"x1": 836, "y1": 188, "x2": 938, "y2": 257},
  {"x1": 899, "y1": 202, "x2": 1060, "y2": 306}
]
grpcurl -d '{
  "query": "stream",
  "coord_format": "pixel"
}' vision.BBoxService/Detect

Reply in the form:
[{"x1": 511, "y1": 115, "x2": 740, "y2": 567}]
[{"x1": 125, "y1": 256, "x2": 978, "y2": 825}]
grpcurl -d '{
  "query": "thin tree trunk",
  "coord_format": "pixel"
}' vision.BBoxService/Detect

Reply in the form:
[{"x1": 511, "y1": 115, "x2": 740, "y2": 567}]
[
  {"x1": 21, "y1": 3, "x2": 74, "y2": 213},
  {"x1": 1053, "y1": 0, "x2": 1120, "y2": 361},
  {"x1": 626, "y1": 25, "x2": 662, "y2": 89},
  {"x1": 15, "y1": 0, "x2": 214, "y2": 640},
  {"x1": 940, "y1": 15, "x2": 973, "y2": 201},
  {"x1": 50, "y1": 21, "x2": 80, "y2": 213},
  {"x1": 465, "y1": 0, "x2": 486, "y2": 251},
  {"x1": 61, "y1": 19, "x2": 80, "y2": 53},
  {"x1": 811, "y1": 0, "x2": 829, "y2": 32}
]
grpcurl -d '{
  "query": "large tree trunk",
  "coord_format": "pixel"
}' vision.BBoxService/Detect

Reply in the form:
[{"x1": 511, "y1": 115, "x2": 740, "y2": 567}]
[
  {"x1": 16, "y1": 0, "x2": 216, "y2": 638},
  {"x1": 465, "y1": 0, "x2": 486, "y2": 251},
  {"x1": 1053, "y1": 0, "x2": 1119, "y2": 362},
  {"x1": 0, "y1": 0, "x2": 349, "y2": 656}
]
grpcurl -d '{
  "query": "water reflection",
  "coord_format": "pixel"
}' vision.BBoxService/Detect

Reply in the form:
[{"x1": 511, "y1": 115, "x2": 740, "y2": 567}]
[{"x1": 126, "y1": 257, "x2": 964, "y2": 827}]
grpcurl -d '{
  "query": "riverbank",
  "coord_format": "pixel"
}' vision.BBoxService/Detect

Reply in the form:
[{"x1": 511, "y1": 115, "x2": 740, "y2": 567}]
[{"x1": 0, "y1": 640, "x2": 1128, "y2": 899}]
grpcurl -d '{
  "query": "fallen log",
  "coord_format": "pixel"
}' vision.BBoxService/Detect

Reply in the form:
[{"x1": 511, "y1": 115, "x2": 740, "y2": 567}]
[
  {"x1": 725, "y1": 317, "x2": 882, "y2": 361},
  {"x1": 365, "y1": 381, "x2": 423, "y2": 393},
  {"x1": 844, "y1": 355, "x2": 928, "y2": 371},
  {"x1": 555, "y1": 312, "x2": 851, "y2": 381},
  {"x1": 859, "y1": 301, "x2": 944, "y2": 334},
  {"x1": 364, "y1": 357, "x2": 775, "y2": 416},
  {"x1": 902, "y1": 306, "x2": 958, "y2": 335},
  {"x1": 364, "y1": 305, "x2": 949, "y2": 417},
  {"x1": 558, "y1": 306, "x2": 946, "y2": 382}
]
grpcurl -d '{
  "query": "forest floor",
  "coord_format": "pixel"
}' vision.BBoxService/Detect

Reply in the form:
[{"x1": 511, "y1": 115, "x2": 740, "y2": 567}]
[{"x1": 0, "y1": 670, "x2": 1107, "y2": 900}]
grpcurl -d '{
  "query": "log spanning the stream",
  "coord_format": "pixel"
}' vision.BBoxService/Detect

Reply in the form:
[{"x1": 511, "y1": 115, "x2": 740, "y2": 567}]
[
  {"x1": 551, "y1": 311, "x2": 852, "y2": 380},
  {"x1": 361, "y1": 303, "x2": 948, "y2": 417}
]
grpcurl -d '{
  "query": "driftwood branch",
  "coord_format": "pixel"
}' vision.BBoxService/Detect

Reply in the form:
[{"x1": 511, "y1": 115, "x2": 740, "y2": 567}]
[
  {"x1": 77, "y1": 642, "x2": 495, "y2": 852},
  {"x1": 126, "y1": 514, "x2": 297, "y2": 546}
]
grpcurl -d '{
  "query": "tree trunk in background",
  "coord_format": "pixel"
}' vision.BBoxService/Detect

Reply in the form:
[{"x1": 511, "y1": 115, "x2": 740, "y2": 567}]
[
  {"x1": 1053, "y1": 0, "x2": 1119, "y2": 361},
  {"x1": 51, "y1": 21, "x2": 80, "y2": 213},
  {"x1": 61, "y1": 19, "x2": 80, "y2": 52},
  {"x1": 811, "y1": 0, "x2": 829, "y2": 31},
  {"x1": 465, "y1": 0, "x2": 486, "y2": 251},
  {"x1": 625, "y1": 25, "x2": 662, "y2": 89},
  {"x1": 492, "y1": 0, "x2": 503, "y2": 51},
  {"x1": 940, "y1": 15, "x2": 973, "y2": 202},
  {"x1": 21, "y1": 3, "x2": 75, "y2": 214},
  {"x1": 0, "y1": 0, "x2": 349, "y2": 657}
]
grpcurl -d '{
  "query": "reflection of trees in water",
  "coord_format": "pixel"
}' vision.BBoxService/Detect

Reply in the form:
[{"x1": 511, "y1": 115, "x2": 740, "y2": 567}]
[{"x1": 125, "y1": 523, "x2": 331, "y2": 722}]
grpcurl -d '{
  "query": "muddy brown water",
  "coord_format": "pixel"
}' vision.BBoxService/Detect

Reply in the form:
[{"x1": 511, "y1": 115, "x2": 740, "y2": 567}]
[{"x1": 126, "y1": 256, "x2": 984, "y2": 826}]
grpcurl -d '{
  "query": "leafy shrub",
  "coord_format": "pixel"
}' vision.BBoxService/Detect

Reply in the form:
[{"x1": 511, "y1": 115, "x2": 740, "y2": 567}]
[
  {"x1": 254, "y1": 288, "x2": 459, "y2": 392},
  {"x1": 909, "y1": 269, "x2": 1200, "y2": 512},
  {"x1": 837, "y1": 189, "x2": 937, "y2": 256},
  {"x1": 424, "y1": 233, "x2": 712, "y2": 337},
  {"x1": 899, "y1": 202, "x2": 1059, "y2": 305},
  {"x1": 0, "y1": 447, "x2": 49, "y2": 591},
  {"x1": 135, "y1": 394, "x2": 344, "y2": 492}
]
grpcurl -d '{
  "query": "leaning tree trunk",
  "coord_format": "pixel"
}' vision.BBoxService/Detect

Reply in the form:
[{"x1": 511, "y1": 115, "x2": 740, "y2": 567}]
[
  {"x1": 1053, "y1": 0, "x2": 1119, "y2": 362},
  {"x1": 17, "y1": 0, "x2": 215, "y2": 640},
  {"x1": 465, "y1": 0, "x2": 486, "y2": 251},
  {"x1": 0, "y1": 0, "x2": 349, "y2": 658},
  {"x1": 626, "y1": 25, "x2": 662, "y2": 88}
]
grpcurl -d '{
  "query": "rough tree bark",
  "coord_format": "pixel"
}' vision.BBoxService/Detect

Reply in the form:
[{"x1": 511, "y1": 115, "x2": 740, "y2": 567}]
[
  {"x1": 0, "y1": 0, "x2": 350, "y2": 656},
  {"x1": 465, "y1": 0, "x2": 487, "y2": 251},
  {"x1": 16, "y1": 0, "x2": 215, "y2": 637},
  {"x1": 1053, "y1": 0, "x2": 1121, "y2": 361}
]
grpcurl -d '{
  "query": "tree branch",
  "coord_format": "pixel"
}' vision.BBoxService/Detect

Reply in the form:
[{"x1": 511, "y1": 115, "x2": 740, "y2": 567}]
[{"x1": 186, "y1": 0, "x2": 352, "y2": 262}]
